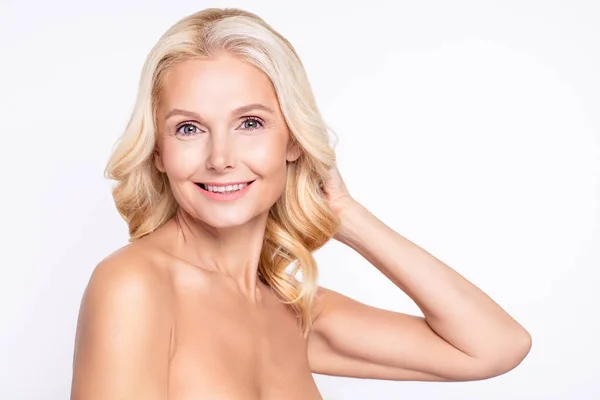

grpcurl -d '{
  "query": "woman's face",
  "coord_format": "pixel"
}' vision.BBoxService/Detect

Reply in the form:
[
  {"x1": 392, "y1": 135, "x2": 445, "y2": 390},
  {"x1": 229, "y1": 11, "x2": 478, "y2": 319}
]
[{"x1": 155, "y1": 54, "x2": 299, "y2": 229}]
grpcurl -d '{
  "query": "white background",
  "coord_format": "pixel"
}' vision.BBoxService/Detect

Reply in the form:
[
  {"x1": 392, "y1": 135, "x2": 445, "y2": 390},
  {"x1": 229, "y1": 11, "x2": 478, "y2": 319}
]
[{"x1": 1, "y1": 0, "x2": 599, "y2": 399}]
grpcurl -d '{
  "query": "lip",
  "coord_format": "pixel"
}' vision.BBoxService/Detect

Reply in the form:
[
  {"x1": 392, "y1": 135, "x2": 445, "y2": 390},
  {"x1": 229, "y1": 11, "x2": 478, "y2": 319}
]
[
  {"x1": 199, "y1": 180, "x2": 254, "y2": 186},
  {"x1": 195, "y1": 180, "x2": 255, "y2": 202}
]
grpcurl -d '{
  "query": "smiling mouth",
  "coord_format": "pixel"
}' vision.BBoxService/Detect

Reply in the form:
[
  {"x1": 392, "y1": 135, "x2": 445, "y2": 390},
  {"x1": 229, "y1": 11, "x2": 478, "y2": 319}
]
[{"x1": 195, "y1": 180, "x2": 256, "y2": 193}]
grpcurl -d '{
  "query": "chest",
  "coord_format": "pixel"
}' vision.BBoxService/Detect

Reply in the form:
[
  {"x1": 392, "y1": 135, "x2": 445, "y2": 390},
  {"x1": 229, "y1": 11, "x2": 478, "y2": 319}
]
[{"x1": 167, "y1": 289, "x2": 321, "y2": 399}]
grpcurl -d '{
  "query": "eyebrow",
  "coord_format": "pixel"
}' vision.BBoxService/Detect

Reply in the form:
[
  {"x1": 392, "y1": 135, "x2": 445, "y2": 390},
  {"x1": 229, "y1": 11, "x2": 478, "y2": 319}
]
[{"x1": 163, "y1": 103, "x2": 275, "y2": 122}]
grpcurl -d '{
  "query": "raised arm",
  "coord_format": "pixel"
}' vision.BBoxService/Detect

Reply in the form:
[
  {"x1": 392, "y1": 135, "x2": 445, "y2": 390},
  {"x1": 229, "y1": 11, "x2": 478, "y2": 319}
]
[
  {"x1": 70, "y1": 252, "x2": 173, "y2": 399},
  {"x1": 309, "y1": 166, "x2": 532, "y2": 382},
  {"x1": 308, "y1": 202, "x2": 531, "y2": 381}
]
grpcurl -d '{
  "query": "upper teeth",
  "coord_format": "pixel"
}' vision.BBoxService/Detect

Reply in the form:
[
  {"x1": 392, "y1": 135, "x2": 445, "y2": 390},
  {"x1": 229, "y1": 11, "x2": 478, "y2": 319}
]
[{"x1": 206, "y1": 183, "x2": 248, "y2": 193}]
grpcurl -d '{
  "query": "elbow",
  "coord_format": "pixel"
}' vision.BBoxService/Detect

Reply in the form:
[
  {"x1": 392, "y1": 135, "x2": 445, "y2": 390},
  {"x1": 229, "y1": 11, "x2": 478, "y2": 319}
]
[
  {"x1": 503, "y1": 329, "x2": 533, "y2": 369},
  {"x1": 476, "y1": 330, "x2": 532, "y2": 380}
]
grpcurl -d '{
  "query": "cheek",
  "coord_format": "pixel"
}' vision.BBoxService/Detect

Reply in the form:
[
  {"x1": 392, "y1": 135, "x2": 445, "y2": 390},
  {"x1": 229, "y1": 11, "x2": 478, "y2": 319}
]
[
  {"x1": 246, "y1": 137, "x2": 289, "y2": 205},
  {"x1": 160, "y1": 141, "x2": 202, "y2": 180},
  {"x1": 245, "y1": 134, "x2": 288, "y2": 175}
]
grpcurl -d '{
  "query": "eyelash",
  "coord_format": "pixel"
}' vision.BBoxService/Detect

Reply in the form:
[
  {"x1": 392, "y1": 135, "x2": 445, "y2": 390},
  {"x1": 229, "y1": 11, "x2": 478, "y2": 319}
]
[{"x1": 175, "y1": 117, "x2": 265, "y2": 137}]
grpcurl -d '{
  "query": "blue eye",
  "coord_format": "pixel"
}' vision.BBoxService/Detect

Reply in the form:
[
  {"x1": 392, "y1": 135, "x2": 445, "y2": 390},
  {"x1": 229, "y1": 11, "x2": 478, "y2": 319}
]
[
  {"x1": 175, "y1": 123, "x2": 200, "y2": 136},
  {"x1": 174, "y1": 118, "x2": 263, "y2": 136},
  {"x1": 240, "y1": 117, "x2": 264, "y2": 131}
]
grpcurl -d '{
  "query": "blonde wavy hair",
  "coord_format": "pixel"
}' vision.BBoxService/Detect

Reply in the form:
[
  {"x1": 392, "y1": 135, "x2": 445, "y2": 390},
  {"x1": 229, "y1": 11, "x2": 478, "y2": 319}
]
[{"x1": 105, "y1": 8, "x2": 339, "y2": 336}]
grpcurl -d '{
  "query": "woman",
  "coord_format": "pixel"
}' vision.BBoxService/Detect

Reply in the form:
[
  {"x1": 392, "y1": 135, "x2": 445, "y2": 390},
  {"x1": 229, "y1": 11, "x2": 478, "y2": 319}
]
[{"x1": 70, "y1": 8, "x2": 531, "y2": 400}]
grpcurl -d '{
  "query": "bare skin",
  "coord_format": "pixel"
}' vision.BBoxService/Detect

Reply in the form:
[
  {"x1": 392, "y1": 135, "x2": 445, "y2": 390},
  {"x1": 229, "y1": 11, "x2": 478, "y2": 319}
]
[
  {"x1": 71, "y1": 53, "x2": 532, "y2": 399},
  {"x1": 71, "y1": 219, "x2": 322, "y2": 400}
]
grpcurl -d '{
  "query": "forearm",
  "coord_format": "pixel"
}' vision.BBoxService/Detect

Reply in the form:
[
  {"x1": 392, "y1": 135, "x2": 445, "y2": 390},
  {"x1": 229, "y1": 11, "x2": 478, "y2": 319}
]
[{"x1": 336, "y1": 201, "x2": 531, "y2": 361}]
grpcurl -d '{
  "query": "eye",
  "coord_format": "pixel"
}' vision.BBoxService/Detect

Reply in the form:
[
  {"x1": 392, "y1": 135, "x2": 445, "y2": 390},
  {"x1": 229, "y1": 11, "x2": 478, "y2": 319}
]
[
  {"x1": 175, "y1": 123, "x2": 202, "y2": 137},
  {"x1": 239, "y1": 117, "x2": 264, "y2": 131}
]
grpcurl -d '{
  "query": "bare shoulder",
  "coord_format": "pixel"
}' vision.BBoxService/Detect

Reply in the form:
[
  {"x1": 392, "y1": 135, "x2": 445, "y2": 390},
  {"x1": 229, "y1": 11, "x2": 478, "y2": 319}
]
[
  {"x1": 80, "y1": 242, "x2": 175, "y2": 325},
  {"x1": 88, "y1": 241, "x2": 174, "y2": 296},
  {"x1": 71, "y1": 242, "x2": 175, "y2": 400}
]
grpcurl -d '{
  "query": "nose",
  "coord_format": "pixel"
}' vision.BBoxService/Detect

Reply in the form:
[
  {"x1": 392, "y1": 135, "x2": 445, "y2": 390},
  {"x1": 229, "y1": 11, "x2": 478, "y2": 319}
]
[{"x1": 205, "y1": 129, "x2": 235, "y2": 173}]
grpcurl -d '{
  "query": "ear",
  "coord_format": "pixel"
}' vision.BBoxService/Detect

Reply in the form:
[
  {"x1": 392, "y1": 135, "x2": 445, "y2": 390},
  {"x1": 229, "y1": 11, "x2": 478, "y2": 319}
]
[
  {"x1": 154, "y1": 149, "x2": 165, "y2": 173},
  {"x1": 286, "y1": 141, "x2": 302, "y2": 163}
]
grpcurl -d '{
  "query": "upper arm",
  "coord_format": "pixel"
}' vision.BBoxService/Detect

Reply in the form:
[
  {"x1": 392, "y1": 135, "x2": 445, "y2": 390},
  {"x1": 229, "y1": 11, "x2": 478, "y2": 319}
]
[
  {"x1": 71, "y1": 254, "x2": 173, "y2": 400},
  {"x1": 307, "y1": 287, "x2": 498, "y2": 382}
]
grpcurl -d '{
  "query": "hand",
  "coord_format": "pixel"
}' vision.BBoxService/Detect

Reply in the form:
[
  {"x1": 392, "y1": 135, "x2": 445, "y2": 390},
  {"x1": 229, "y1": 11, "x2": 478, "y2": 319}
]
[{"x1": 321, "y1": 164, "x2": 357, "y2": 219}]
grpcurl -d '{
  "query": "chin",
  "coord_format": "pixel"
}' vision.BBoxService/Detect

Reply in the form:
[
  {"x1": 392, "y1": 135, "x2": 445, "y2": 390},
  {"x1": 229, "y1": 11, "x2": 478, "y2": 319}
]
[{"x1": 196, "y1": 209, "x2": 265, "y2": 230}]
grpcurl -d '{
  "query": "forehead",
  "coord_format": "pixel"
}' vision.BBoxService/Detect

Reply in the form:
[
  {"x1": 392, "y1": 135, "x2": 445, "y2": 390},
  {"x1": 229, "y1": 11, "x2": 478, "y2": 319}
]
[{"x1": 158, "y1": 55, "x2": 279, "y2": 118}]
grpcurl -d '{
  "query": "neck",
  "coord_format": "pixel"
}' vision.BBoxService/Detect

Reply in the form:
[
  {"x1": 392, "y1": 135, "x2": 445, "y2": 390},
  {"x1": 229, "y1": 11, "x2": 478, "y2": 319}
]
[{"x1": 163, "y1": 208, "x2": 269, "y2": 303}]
